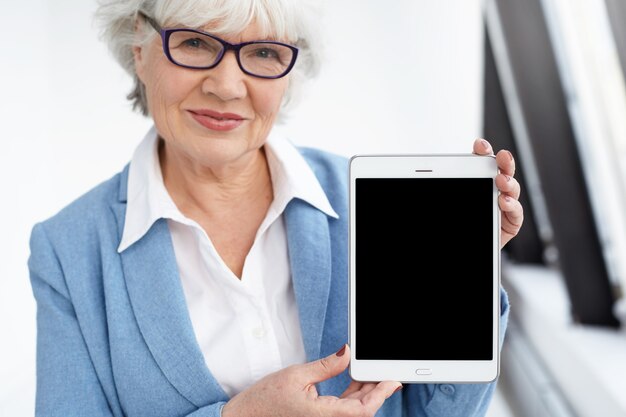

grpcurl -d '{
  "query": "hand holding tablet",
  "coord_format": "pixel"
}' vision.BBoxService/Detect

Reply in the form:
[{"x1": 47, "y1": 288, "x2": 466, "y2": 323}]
[{"x1": 349, "y1": 153, "x2": 501, "y2": 383}]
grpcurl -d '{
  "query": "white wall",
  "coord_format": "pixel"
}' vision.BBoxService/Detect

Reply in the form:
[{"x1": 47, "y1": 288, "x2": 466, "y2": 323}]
[{"x1": 0, "y1": 1, "x2": 484, "y2": 415}]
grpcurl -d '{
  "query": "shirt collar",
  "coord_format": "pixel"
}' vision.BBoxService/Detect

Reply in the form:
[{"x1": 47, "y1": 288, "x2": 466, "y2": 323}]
[
  {"x1": 117, "y1": 126, "x2": 338, "y2": 253},
  {"x1": 264, "y1": 131, "x2": 339, "y2": 221}
]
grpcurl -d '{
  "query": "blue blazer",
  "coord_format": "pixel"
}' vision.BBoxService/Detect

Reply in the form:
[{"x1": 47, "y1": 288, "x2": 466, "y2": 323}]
[{"x1": 28, "y1": 147, "x2": 509, "y2": 417}]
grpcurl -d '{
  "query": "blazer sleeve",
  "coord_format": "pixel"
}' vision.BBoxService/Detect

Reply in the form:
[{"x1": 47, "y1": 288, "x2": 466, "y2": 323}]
[
  {"x1": 402, "y1": 286, "x2": 511, "y2": 417},
  {"x1": 28, "y1": 223, "x2": 116, "y2": 417},
  {"x1": 28, "y1": 223, "x2": 227, "y2": 417}
]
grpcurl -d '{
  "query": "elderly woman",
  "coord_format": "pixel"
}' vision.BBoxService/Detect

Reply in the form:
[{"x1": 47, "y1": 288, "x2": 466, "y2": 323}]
[{"x1": 28, "y1": 0, "x2": 523, "y2": 416}]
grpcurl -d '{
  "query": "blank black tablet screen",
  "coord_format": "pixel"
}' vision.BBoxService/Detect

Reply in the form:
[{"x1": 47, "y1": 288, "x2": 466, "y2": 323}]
[{"x1": 355, "y1": 178, "x2": 494, "y2": 360}]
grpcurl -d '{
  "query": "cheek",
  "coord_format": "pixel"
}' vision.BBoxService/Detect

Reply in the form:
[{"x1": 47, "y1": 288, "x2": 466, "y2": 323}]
[
  {"x1": 145, "y1": 69, "x2": 190, "y2": 112},
  {"x1": 141, "y1": 55, "x2": 198, "y2": 116},
  {"x1": 253, "y1": 82, "x2": 288, "y2": 119},
  {"x1": 143, "y1": 66, "x2": 198, "y2": 142}
]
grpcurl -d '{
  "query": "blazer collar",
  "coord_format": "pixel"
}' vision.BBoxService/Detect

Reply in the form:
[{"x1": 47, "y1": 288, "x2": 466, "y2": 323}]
[
  {"x1": 112, "y1": 167, "x2": 227, "y2": 406},
  {"x1": 284, "y1": 198, "x2": 332, "y2": 362}
]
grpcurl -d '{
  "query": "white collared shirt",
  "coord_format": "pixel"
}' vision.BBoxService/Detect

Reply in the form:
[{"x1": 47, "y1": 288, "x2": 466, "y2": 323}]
[{"x1": 118, "y1": 126, "x2": 338, "y2": 397}]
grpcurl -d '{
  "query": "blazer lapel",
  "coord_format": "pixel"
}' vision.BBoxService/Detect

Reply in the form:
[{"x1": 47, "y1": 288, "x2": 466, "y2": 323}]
[
  {"x1": 111, "y1": 168, "x2": 227, "y2": 407},
  {"x1": 284, "y1": 199, "x2": 332, "y2": 361}
]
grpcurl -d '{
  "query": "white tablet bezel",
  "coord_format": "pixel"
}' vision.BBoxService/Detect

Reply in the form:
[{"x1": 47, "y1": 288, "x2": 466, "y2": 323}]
[{"x1": 348, "y1": 154, "x2": 501, "y2": 383}]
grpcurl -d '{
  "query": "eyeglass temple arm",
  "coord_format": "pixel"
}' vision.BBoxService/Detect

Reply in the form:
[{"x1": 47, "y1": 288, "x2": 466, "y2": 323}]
[{"x1": 137, "y1": 11, "x2": 161, "y2": 32}]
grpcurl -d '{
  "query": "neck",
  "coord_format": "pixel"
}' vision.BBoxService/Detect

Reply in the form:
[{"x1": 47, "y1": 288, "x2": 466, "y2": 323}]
[{"x1": 158, "y1": 139, "x2": 273, "y2": 219}]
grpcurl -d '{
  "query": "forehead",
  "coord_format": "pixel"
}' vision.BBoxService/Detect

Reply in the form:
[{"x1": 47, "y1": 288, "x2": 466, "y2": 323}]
[{"x1": 192, "y1": 20, "x2": 279, "y2": 42}]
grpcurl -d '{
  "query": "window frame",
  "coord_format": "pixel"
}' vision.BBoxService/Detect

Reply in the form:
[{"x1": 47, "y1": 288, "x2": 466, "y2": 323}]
[{"x1": 483, "y1": 0, "x2": 620, "y2": 326}]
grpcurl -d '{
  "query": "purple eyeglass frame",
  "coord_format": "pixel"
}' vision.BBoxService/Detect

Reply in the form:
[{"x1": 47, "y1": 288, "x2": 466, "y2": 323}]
[{"x1": 139, "y1": 12, "x2": 299, "y2": 79}]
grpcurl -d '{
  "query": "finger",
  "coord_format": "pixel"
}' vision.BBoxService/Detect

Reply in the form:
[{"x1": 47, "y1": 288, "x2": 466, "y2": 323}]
[
  {"x1": 495, "y1": 173, "x2": 521, "y2": 200},
  {"x1": 340, "y1": 381, "x2": 364, "y2": 398},
  {"x1": 300, "y1": 344, "x2": 350, "y2": 385},
  {"x1": 499, "y1": 195, "x2": 524, "y2": 234},
  {"x1": 318, "y1": 382, "x2": 401, "y2": 416},
  {"x1": 361, "y1": 381, "x2": 403, "y2": 413},
  {"x1": 343, "y1": 383, "x2": 378, "y2": 399},
  {"x1": 496, "y1": 149, "x2": 515, "y2": 176},
  {"x1": 473, "y1": 138, "x2": 494, "y2": 156}
]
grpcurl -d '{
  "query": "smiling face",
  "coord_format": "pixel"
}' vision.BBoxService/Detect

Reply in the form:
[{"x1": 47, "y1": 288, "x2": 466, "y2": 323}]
[{"x1": 133, "y1": 22, "x2": 290, "y2": 173}]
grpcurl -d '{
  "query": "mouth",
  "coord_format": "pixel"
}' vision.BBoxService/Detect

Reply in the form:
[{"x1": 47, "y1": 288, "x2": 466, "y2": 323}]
[{"x1": 188, "y1": 109, "x2": 245, "y2": 132}]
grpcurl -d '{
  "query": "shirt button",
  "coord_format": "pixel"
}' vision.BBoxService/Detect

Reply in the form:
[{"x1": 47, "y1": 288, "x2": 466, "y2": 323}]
[
  {"x1": 439, "y1": 384, "x2": 456, "y2": 395},
  {"x1": 252, "y1": 327, "x2": 266, "y2": 339}
]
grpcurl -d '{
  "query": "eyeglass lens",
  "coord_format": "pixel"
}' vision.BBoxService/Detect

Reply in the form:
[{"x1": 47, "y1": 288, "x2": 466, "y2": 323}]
[{"x1": 167, "y1": 31, "x2": 295, "y2": 77}]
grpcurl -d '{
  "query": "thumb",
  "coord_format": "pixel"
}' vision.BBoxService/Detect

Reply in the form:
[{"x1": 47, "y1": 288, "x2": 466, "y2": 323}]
[{"x1": 301, "y1": 344, "x2": 350, "y2": 385}]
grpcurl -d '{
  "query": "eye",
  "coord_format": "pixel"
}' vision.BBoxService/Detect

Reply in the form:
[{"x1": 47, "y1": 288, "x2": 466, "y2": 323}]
[
  {"x1": 252, "y1": 47, "x2": 279, "y2": 59},
  {"x1": 183, "y1": 38, "x2": 205, "y2": 49},
  {"x1": 175, "y1": 35, "x2": 221, "y2": 55}
]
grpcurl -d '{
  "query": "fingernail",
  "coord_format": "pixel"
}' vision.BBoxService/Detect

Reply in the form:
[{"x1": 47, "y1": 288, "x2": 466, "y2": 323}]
[
  {"x1": 505, "y1": 195, "x2": 512, "y2": 202},
  {"x1": 481, "y1": 139, "x2": 490, "y2": 150},
  {"x1": 336, "y1": 345, "x2": 346, "y2": 357},
  {"x1": 506, "y1": 150, "x2": 513, "y2": 161},
  {"x1": 394, "y1": 385, "x2": 403, "y2": 393}
]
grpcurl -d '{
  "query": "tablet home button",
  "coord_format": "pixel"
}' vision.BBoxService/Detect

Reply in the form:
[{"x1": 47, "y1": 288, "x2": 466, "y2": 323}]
[{"x1": 415, "y1": 368, "x2": 432, "y2": 375}]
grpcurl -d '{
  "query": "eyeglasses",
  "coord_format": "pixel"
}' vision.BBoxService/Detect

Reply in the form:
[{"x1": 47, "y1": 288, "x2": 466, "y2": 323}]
[{"x1": 139, "y1": 12, "x2": 299, "y2": 79}]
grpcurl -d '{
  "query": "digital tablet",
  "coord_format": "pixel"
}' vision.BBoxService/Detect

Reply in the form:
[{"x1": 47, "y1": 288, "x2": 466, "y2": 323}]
[{"x1": 349, "y1": 154, "x2": 501, "y2": 383}]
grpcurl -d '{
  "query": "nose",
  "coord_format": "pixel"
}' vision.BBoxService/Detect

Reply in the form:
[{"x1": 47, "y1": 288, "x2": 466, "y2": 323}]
[{"x1": 201, "y1": 51, "x2": 247, "y2": 101}]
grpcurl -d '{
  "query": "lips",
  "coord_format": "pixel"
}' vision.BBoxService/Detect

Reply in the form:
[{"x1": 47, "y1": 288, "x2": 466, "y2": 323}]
[{"x1": 188, "y1": 109, "x2": 245, "y2": 132}]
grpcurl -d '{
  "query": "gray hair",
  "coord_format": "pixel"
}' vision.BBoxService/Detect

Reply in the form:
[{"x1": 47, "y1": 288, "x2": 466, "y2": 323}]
[{"x1": 94, "y1": 0, "x2": 323, "y2": 120}]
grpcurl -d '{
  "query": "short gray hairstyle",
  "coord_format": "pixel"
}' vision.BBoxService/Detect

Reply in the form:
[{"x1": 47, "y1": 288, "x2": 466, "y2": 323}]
[{"x1": 95, "y1": 0, "x2": 323, "y2": 120}]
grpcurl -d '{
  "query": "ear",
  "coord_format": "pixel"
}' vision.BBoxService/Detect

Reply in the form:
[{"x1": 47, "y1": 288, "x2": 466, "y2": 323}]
[
  {"x1": 133, "y1": 44, "x2": 146, "y2": 82},
  {"x1": 132, "y1": 18, "x2": 147, "y2": 82}
]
